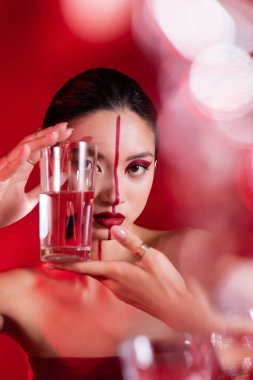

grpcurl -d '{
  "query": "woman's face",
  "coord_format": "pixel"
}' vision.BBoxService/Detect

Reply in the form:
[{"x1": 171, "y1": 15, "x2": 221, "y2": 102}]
[{"x1": 69, "y1": 109, "x2": 156, "y2": 240}]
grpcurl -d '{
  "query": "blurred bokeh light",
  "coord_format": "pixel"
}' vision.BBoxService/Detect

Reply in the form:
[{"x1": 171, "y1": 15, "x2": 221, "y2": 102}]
[
  {"x1": 148, "y1": 0, "x2": 236, "y2": 60},
  {"x1": 189, "y1": 43, "x2": 253, "y2": 122},
  {"x1": 59, "y1": 0, "x2": 132, "y2": 42}
]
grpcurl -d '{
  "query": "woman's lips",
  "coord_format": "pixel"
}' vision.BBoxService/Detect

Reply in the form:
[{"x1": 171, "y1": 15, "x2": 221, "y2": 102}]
[{"x1": 94, "y1": 212, "x2": 125, "y2": 228}]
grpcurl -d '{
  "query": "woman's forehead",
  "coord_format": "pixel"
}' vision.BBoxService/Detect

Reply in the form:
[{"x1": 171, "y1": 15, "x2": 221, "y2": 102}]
[{"x1": 70, "y1": 110, "x2": 155, "y2": 154}]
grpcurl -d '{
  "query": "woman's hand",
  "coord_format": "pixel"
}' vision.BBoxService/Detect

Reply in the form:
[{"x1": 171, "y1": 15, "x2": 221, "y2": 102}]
[
  {"x1": 0, "y1": 123, "x2": 73, "y2": 227},
  {"x1": 49, "y1": 226, "x2": 253, "y2": 337}
]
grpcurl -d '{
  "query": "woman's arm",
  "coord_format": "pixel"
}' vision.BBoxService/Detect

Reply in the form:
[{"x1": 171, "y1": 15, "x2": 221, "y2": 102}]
[
  {"x1": 49, "y1": 226, "x2": 253, "y2": 337},
  {"x1": 0, "y1": 123, "x2": 72, "y2": 227}
]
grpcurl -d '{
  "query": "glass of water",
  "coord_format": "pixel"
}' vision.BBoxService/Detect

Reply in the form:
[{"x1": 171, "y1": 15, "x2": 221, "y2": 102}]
[{"x1": 40, "y1": 141, "x2": 96, "y2": 263}]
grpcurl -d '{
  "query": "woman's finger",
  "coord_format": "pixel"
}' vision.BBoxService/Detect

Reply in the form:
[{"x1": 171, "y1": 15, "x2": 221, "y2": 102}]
[
  {"x1": 25, "y1": 183, "x2": 41, "y2": 210},
  {"x1": 111, "y1": 226, "x2": 150, "y2": 258},
  {"x1": 24, "y1": 130, "x2": 66, "y2": 164},
  {"x1": 20, "y1": 122, "x2": 68, "y2": 143},
  {"x1": 0, "y1": 144, "x2": 31, "y2": 180},
  {"x1": 27, "y1": 124, "x2": 73, "y2": 164},
  {"x1": 111, "y1": 226, "x2": 186, "y2": 286},
  {"x1": 45, "y1": 260, "x2": 128, "y2": 279},
  {"x1": 0, "y1": 124, "x2": 72, "y2": 180},
  {"x1": 7, "y1": 123, "x2": 73, "y2": 165},
  {"x1": 111, "y1": 226, "x2": 167, "y2": 267}
]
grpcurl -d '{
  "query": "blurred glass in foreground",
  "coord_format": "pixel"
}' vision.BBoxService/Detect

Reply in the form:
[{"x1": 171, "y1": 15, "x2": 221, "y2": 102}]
[
  {"x1": 119, "y1": 335, "x2": 215, "y2": 380},
  {"x1": 212, "y1": 333, "x2": 253, "y2": 379}
]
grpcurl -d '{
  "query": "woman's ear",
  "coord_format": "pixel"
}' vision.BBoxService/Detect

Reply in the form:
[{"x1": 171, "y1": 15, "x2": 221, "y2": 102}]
[{"x1": 154, "y1": 160, "x2": 157, "y2": 168}]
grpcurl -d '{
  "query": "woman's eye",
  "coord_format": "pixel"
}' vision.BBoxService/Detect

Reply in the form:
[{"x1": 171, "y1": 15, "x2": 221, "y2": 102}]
[
  {"x1": 129, "y1": 165, "x2": 145, "y2": 173},
  {"x1": 85, "y1": 159, "x2": 92, "y2": 169},
  {"x1": 126, "y1": 160, "x2": 152, "y2": 176},
  {"x1": 96, "y1": 164, "x2": 102, "y2": 173}
]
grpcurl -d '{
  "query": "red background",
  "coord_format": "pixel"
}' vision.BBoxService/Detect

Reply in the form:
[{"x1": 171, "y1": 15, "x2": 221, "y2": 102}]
[{"x1": 0, "y1": 1, "x2": 253, "y2": 379}]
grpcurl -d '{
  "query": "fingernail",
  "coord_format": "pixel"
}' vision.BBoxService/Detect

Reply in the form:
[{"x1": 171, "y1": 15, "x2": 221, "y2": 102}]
[
  {"x1": 111, "y1": 226, "x2": 128, "y2": 240},
  {"x1": 67, "y1": 128, "x2": 74, "y2": 134},
  {"x1": 55, "y1": 122, "x2": 68, "y2": 129}
]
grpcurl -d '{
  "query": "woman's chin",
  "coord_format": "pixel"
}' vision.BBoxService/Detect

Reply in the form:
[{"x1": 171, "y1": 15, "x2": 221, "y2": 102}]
[
  {"x1": 91, "y1": 227, "x2": 114, "y2": 241},
  {"x1": 91, "y1": 220, "x2": 135, "y2": 241}
]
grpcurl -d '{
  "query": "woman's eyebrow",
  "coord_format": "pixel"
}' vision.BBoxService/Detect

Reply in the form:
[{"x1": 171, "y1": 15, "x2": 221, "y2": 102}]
[
  {"x1": 96, "y1": 152, "x2": 154, "y2": 161},
  {"x1": 97, "y1": 152, "x2": 106, "y2": 160},
  {"x1": 126, "y1": 152, "x2": 154, "y2": 161}
]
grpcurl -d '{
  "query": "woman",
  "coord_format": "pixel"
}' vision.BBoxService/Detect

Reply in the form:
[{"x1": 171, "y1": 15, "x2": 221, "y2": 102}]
[{"x1": 0, "y1": 68, "x2": 252, "y2": 380}]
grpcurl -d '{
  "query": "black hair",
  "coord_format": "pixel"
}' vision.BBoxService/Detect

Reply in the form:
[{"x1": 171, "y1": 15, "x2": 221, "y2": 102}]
[{"x1": 42, "y1": 67, "x2": 159, "y2": 158}]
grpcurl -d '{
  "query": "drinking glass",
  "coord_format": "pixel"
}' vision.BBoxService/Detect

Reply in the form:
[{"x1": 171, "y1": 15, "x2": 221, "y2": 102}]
[
  {"x1": 39, "y1": 141, "x2": 96, "y2": 263},
  {"x1": 211, "y1": 333, "x2": 253, "y2": 379},
  {"x1": 119, "y1": 335, "x2": 215, "y2": 380}
]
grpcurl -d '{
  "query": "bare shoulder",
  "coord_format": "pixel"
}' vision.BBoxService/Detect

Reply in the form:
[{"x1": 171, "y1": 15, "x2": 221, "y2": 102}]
[
  {"x1": 0, "y1": 267, "x2": 36, "y2": 288},
  {"x1": 0, "y1": 268, "x2": 37, "y2": 331},
  {"x1": 168, "y1": 227, "x2": 230, "y2": 291},
  {"x1": 133, "y1": 224, "x2": 176, "y2": 247},
  {"x1": 134, "y1": 225, "x2": 210, "y2": 255},
  {"x1": 0, "y1": 268, "x2": 36, "y2": 310},
  {"x1": 149, "y1": 226, "x2": 215, "y2": 253},
  {"x1": 134, "y1": 225, "x2": 220, "y2": 270}
]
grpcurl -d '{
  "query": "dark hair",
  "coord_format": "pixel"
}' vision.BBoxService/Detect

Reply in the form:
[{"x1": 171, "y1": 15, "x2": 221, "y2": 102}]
[{"x1": 42, "y1": 67, "x2": 159, "y2": 158}]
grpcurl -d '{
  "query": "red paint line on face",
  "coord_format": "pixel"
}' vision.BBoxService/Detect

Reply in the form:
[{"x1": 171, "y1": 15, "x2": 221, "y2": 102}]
[
  {"x1": 98, "y1": 240, "x2": 102, "y2": 261},
  {"x1": 113, "y1": 114, "x2": 121, "y2": 206},
  {"x1": 108, "y1": 229, "x2": 112, "y2": 240}
]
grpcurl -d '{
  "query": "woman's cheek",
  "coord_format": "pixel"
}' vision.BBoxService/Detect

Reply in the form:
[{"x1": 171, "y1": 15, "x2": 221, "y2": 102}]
[{"x1": 129, "y1": 185, "x2": 151, "y2": 217}]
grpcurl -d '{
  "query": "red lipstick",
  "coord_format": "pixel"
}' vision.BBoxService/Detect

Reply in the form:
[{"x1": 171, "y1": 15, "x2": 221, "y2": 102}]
[{"x1": 94, "y1": 212, "x2": 125, "y2": 228}]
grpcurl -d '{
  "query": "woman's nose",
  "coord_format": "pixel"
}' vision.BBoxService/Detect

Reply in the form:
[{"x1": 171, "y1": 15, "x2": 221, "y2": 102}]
[{"x1": 98, "y1": 176, "x2": 125, "y2": 206}]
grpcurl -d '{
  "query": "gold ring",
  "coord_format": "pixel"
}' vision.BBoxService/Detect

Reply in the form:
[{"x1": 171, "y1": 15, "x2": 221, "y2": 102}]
[
  {"x1": 134, "y1": 243, "x2": 150, "y2": 260},
  {"x1": 27, "y1": 158, "x2": 36, "y2": 166}
]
